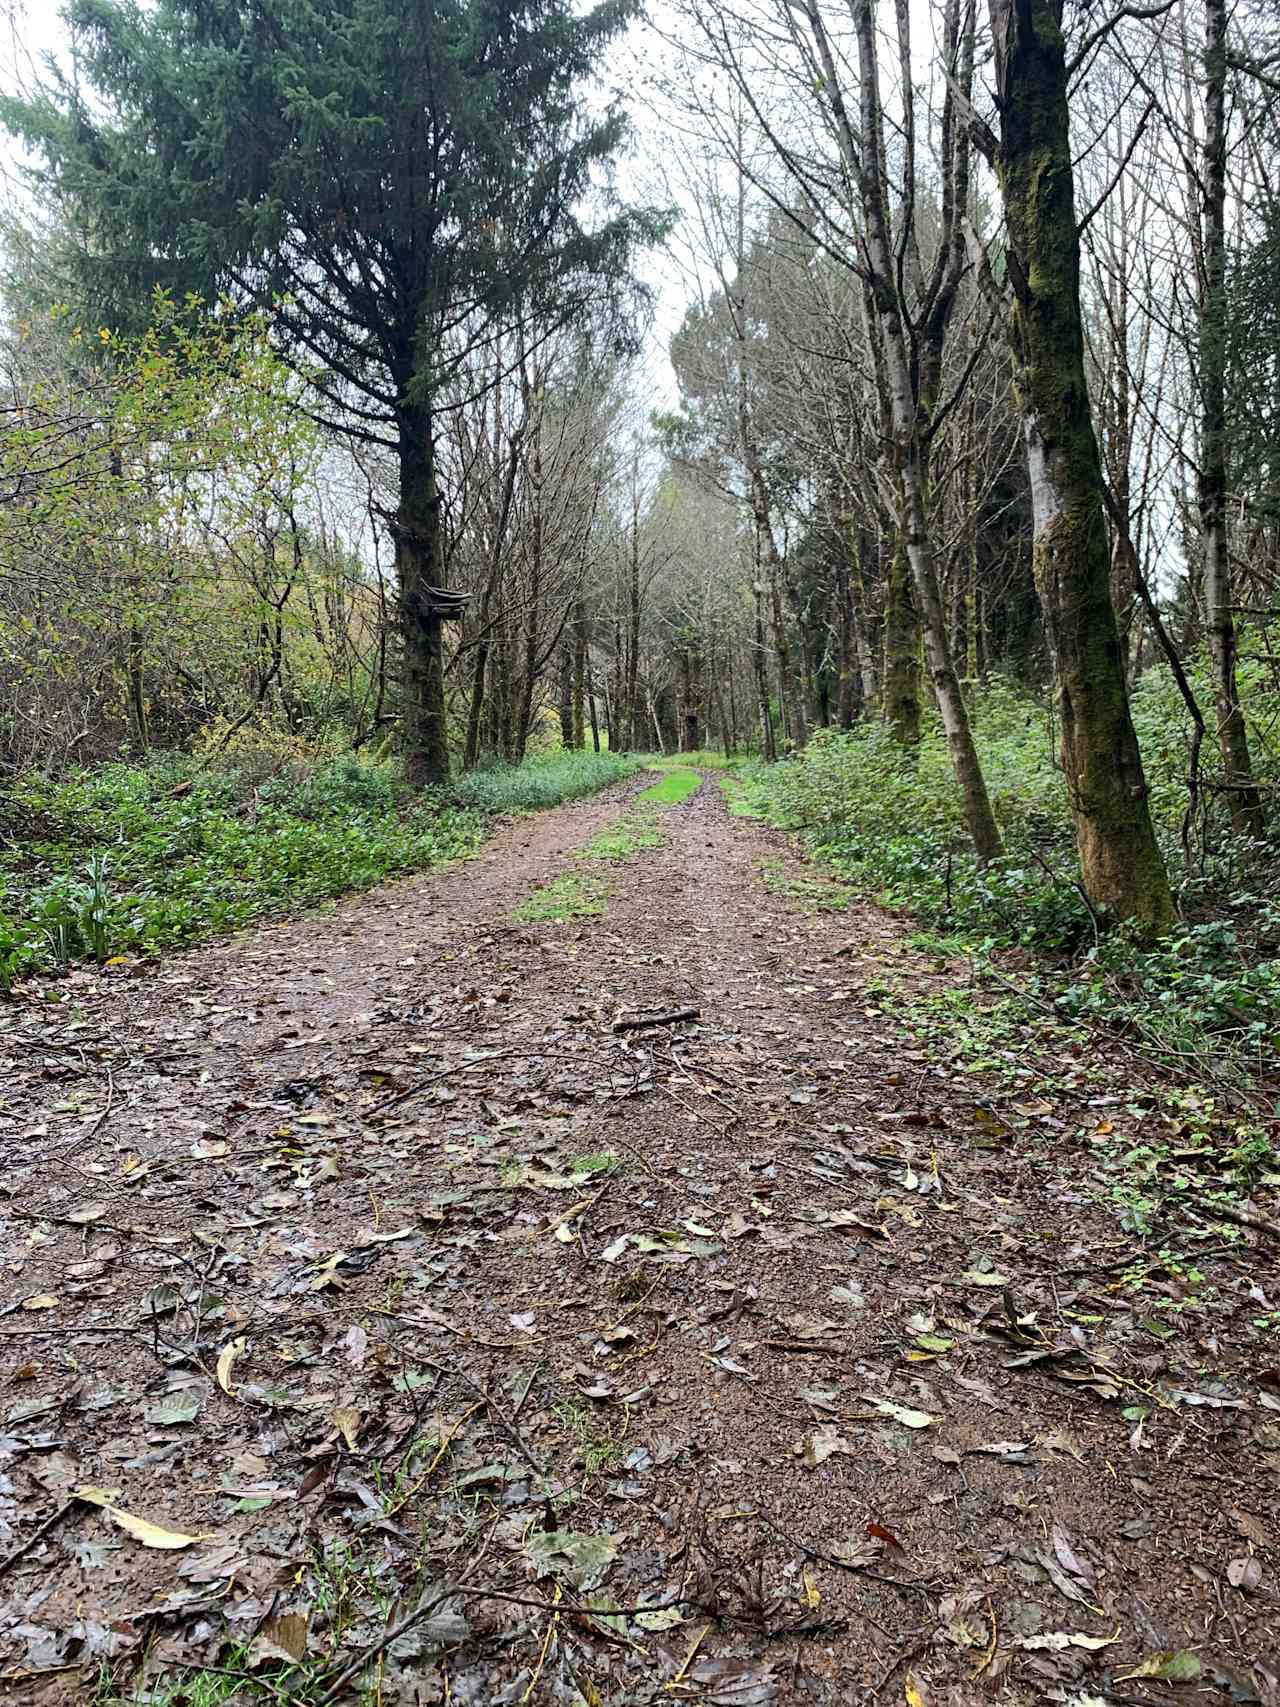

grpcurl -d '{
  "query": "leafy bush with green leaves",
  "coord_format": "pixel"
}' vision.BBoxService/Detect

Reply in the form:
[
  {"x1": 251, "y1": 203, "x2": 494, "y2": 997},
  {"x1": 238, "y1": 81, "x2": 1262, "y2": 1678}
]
[
  {"x1": 0, "y1": 746, "x2": 637, "y2": 990},
  {"x1": 451, "y1": 749, "x2": 641, "y2": 813},
  {"x1": 742, "y1": 671, "x2": 1280, "y2": 1073}
]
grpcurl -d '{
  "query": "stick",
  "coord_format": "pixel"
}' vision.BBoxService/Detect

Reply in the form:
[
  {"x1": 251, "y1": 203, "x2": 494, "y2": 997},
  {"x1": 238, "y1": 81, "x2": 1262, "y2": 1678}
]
[
  {"x1": 0, "y1": 1501, "x2": 74, "y2": 1581},
  {"x1": 1211, "y1": 1200, "x2": 1280, "y2": 1241},
  {"x1": 420, "y1": 1358, "x2": 546, "y2": 1478},
  {"x1": 612, "y1": 1007, "x2": 701, "y2": 1034},
  {"x1": 363, "y1": 1049, "x2": 522, "y2": 1118},
  {"x1": 754, "y1": 1514, "x2": 938, "y2": 1604}
]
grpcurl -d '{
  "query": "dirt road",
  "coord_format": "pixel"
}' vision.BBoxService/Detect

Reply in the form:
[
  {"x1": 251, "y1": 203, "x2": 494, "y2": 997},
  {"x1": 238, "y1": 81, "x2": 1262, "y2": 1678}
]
[{"x1": 1, "y1": 770, "x2": 1276, "y2": 1704}]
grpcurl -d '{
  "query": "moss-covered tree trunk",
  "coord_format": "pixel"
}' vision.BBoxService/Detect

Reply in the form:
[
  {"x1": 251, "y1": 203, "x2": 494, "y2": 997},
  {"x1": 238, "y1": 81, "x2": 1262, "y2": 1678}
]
[
  {"x1": 988, "y1": 0, "x2": 1175, "y2": 935},
  {"x1": 1199, "y1": 0, "x2": 1264, "y2": 836},
  {"x1": 881, "y1": 527, "x2": 921, "y2": 746}
]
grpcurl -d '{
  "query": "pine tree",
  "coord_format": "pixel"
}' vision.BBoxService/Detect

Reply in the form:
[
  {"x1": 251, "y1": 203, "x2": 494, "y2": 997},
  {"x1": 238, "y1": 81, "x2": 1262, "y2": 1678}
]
[{"x1": 3, "y1": 0, "x2": 667, "y2": 783}]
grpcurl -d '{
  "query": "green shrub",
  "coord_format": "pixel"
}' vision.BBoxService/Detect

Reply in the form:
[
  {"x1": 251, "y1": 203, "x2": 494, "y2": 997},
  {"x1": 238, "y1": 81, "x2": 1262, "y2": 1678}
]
[
  {"x1": 0, "y1": 745, "x2": 635, "y2": 989},
  {"x1": 742, "y1": 672, "x2": 1280, "y2": 1074},
  {"x1": 452, "y1": 749, "x2": 640, "y2": 813}
]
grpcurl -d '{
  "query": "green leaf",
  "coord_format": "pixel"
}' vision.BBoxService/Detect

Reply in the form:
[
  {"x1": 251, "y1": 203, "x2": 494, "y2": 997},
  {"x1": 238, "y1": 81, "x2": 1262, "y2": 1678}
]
[{"x1": 1118, "y1": 1650, "x2": 1202, "y2": 1684}]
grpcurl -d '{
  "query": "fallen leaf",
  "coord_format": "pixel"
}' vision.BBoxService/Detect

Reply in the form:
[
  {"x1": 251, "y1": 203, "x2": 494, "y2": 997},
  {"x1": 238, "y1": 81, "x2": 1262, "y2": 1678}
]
[
  {"x1": 216, "y1": 1336, "x2": 246, "y2": 1395},
  {"x1": 1117, "y1": 1650, "x2": 1202, "y2": 1684},
  {"x1": 67, "y1": 1204, "x2": 107, "y2": 1225},
  {"x1": 634, "y1": 1606, "x2": 684, "y2": 1631},
  {"x1": 249, "y1": 1611, "x2": 310, "y2": 1665},
  {"x1": 21, "y1": 1295, "x2": 59, "y2": 1311},
  {"x1": 145, "y1": 1392, "x2": 203, "y2": 1427},
  {"x1": 800, "y1": 1424, "x2": 858, "y2": 1467},
  {"x1": 1051, "y1": 1521, "x2": 1095, "y2": 1588},
  {"x1": 74, "y1": 1486, "x2": 210, "y2": 1550},
  {"x1": 1227, "y1": 1557, "x2": 1262, "y2": 1591},
  {"x1": 524, "y1": 1529, "x2": 619, "y2": 1590},
  {"x1": 867, "y1": 1521, "x2": 903, "y2": 1550},
  {"x1": 958, "y1": 1270, "x2": 1010, "y2": 1288},
  {"x1": 331, "y1": 1407, "x2": 362, "y2": 1450},
  {"x1": 1015, "y1": 1630, "x2": 1118, "y2": 1652},
  {"x1": 864, "y1": 1396, "x2": 934, "y2": 1429}
]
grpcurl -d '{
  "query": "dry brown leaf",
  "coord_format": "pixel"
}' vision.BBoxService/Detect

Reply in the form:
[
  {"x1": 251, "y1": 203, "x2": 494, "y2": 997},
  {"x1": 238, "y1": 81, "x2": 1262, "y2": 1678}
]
[{"x1": 331, "y1": 1406, "x2": 362, "y2": 1450}]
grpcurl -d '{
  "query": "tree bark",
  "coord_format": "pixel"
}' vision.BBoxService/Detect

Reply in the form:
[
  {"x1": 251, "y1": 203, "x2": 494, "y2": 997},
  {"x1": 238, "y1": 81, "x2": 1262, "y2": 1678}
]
[
  {"x1": 753, "y1": 582, "x2": 777, "y2": 760},
  {"x1": 572, "y1": 599, "x2": 587, "y2": 750},
  {"x1": 989, "y1": 0, "x2": 1176, "y2": 934},
  {"x1": 396, "y1": 400, "x2": 450, "y2": 787},
  {"x1": 882, "y1": 527, "x2": 921, "y2": 745},
  {"x1": 1199, "y1": 0, "x2": 1265, "y2": 836}
]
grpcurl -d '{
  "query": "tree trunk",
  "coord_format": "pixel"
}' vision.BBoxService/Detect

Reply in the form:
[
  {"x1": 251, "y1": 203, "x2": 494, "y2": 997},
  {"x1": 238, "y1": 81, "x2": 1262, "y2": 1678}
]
[
  {"x1": 900, "y1": 452, "x2": 1004, "y2": 862},
  {"x1": 989, "y1": 0, "x2": 1176, "y2": 935},
  {"x1": 558, "y1": 645, "x2": 574, "y2": 749},
  {"x1": 1199, "y1": 0, "x2": 1264, "y2": 836},
  {"x1": 572, "y1": 600, "x2": 587, "y2": 750},
  {"x1": 586, "y1": 657, "x2": 601, "y2": 752},
  {"x1": 396, "y1": 400, "x2": 450, "y2": 786},
  {"x1": 753, "y1": 583, "x2": 777, "y2": 761},
  {"x1": 882, "y1": 527, "x2": 921, "y2": 745}
]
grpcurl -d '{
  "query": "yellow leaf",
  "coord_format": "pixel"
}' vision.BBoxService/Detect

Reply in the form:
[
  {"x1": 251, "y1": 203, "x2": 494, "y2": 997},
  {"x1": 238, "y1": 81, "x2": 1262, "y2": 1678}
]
[
  {"x1": 801, "y1": 1569, "x2": 821, "y2": 1610},
  {"x1": 216, "y1": 1335, "x2": 246, "y2": 1395},
  {"x1": 331, "y1": 1406, "x2": 362, "y2": 1449},
  {"x1": 21, "y1": 1294, "x2": 59, "y2": 1311},
  {"x1": 74, "y1": 1486, "x2": 211, "y2": 1550},
  {"x1": 905, "y1": 1676, "x2": 928, "y2": 1707}
]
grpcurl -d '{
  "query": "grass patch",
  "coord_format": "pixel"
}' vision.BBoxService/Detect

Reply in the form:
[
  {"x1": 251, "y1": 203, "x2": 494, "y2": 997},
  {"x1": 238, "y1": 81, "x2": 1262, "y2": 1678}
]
[
  {"x1": 552, "y1": 1395, "x2": 628, "y2": 1479},
  {"x1": 759, "y1": 856, "x2": 856, "y2": 912},
  {"x1": 639, "y1": 767, "x2": 701, "y2": 806},
  {"x1": 517, "y1": 794, "x2": 671, "y2": 921},
  {"x1": 581, "y1": 814, "x2": 663, "y2": 861},
  {"x1": 514, "y1": 871, "x2": 609, "y2": 922}
]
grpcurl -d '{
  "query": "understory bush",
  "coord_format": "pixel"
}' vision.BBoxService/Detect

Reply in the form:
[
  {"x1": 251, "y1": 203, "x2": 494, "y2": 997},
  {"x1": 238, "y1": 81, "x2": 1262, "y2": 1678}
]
[
  {"x1": 743, "y1": 669, "x2": 1280, "y2": 1076},
  {"x1": 451, "y1": 749, "x2": 641, "y2": 812},
  {"x1": 0, "y1": 746, "x2": 636, "y2": 990}
]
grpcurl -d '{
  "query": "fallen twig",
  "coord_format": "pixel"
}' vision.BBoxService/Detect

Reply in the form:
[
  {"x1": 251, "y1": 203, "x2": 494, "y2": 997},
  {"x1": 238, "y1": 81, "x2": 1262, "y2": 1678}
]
[
  {"x1": 1210, "y1": 1200, "x2": 1280, "y2": 1241},
  {"x1": 363, "y1": 1048, "x2": 523, "y2": 1118},
  {"x1": 0, "y1": 1500, "x2": 74, "y2": 1580},
  {"x1": 612, "y1": 1006, "x2": 701, "y2": 1034},
  {"x1": 754, "y1": 1513, "x2": 938, "y2": 1604},
  {"x1": 420, "y1": 1357, "x2": 546, "y2": 1479}
]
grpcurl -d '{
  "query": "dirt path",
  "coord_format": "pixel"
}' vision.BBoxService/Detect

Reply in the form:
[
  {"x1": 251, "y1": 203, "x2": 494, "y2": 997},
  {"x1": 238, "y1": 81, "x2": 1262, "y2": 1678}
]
[{"x1": 1, "y1": 772, "x2": 1277, "y2": 1706}]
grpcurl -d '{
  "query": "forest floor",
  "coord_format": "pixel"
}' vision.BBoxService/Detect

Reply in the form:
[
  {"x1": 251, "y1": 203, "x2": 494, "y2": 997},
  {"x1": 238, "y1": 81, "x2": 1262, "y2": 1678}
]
[{"x1": 1, "y1": 768, "x2": 1278, "y2": 1707}]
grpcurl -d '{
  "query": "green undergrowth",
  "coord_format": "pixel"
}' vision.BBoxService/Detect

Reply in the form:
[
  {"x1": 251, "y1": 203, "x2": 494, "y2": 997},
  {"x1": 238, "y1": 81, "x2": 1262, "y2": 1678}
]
[
  {"x1": 759, "y1": 855, "x2": 856, "y2": 911},
  {"x1": 515, "y1": 870, "x2": 610, "y2": 922},
  {"x1": 641, "y1": 748, "x2": 742, "y2": 771},
  {"x1": 639, "y1": 766, "x2": 701, "y2": 805},
  {"x1": 0, "y1": 749, "x2": 637, "y2": 990},
  {"x1": 740, "y1": 674, "x2": 1280, "y2": 1082},
  {"x1": 452, "y1": 749, "x2": 641, "y2": 813}
]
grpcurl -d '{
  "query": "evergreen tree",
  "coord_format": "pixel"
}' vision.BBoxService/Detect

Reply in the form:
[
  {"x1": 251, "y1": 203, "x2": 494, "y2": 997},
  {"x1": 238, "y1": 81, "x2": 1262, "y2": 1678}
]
[{"x1": 2, "y1": 0, "x2": 667, "y2": 782}]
